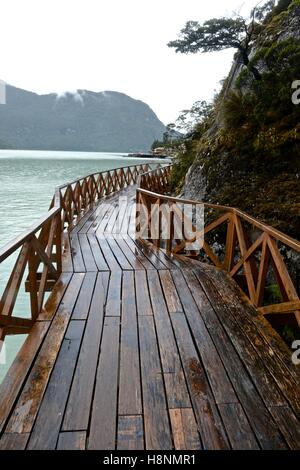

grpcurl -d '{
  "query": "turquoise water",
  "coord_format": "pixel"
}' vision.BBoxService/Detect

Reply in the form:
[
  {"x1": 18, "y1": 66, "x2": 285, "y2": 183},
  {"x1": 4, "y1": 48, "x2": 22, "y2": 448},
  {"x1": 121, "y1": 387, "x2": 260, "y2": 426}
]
[{"x1": 0, "y1": 149, "x2": 168, "y2": 382}]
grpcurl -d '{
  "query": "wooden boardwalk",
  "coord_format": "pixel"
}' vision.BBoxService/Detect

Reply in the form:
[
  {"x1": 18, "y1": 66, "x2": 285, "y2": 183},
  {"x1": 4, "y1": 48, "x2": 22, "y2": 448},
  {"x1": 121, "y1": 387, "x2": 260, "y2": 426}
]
[{"x1": 0, "y1": 185, "x2": 300, "y2": 450}]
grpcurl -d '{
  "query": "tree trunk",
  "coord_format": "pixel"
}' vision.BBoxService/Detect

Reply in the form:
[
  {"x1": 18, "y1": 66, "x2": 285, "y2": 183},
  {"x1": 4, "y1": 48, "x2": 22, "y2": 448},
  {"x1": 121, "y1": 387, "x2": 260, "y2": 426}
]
[
  {"x1": 239, "y1": 47, "x2": 262, "y2": 81},
  {"x1": 248, "y1": 64, "x2": 262, "y2": 81}
]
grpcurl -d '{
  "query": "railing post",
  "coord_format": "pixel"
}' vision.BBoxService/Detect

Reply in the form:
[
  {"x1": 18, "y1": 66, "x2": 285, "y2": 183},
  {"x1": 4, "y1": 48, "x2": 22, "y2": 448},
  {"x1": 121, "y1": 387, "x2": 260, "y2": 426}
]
[
  {"x1": 166, "y1": 204, "x2": 174, "y2": 255},
  {"x1": 255, "y1": 234, "x2": 269, "y2": 307},
  {"x1": 135, "y1": 191, "x2": 141, "y2": 237},
  {"x1": 154, "y1": 198, "x2": 162, "y2": 248},
  {"x1": 223, "y1": 214, "x2": 236, "y2": 272},
  {"x1": 55, "y1": 210, "x2": 62, "y2": 275},
  {"x1": 28, "y1": 240, "x2": 39, "y2": 321}
]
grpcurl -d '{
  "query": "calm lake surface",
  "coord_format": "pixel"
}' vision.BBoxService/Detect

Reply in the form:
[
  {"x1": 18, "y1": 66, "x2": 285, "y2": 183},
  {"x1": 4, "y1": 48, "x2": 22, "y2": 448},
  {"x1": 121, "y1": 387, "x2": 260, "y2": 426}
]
[{"x1": 0, "y1": 150, "x2": 168, "y2": 382}]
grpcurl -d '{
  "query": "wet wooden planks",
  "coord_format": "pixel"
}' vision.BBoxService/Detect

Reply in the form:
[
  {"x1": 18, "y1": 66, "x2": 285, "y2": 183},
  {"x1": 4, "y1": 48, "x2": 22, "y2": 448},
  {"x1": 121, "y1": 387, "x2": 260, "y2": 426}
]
[
  {"x1": 68, "y1": 186, "x2": 175, "y2": 272},
  {"x1": 1, "y1": 265, "x2": 299, "y2": 449},
  {"x1": 0, "y1": 186, "x2": 300, "y2": 450}
]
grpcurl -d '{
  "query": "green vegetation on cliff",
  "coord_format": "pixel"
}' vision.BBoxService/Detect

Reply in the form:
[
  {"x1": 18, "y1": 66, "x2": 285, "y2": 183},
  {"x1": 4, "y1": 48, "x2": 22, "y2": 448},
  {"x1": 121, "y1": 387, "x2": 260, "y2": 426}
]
[{"x1": 170, "y1": 0, "x2": 300, "y2": 238}]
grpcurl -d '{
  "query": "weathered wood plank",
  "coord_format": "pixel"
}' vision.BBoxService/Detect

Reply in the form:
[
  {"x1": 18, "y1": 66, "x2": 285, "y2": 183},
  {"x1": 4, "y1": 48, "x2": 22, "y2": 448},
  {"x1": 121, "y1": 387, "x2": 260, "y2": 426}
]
[
  {"x1": 106, "y1": 271, "x2": 122, "y2": 317},
  {"x1": 27, "y1": 320, "x2": 85, "y2": 449},
  {"x1": 171, "y1": 269, "x2": 238, "y2": 405},
  {"x1": 218, "y1": 403, "x2": 259, "y2": 450},
  {"x1": 70, "y1": 234, "x2": 86, "y2": 272},
  {"x1": 154, "y1": 316, "x2": 182, "y2": 374},
  {"x1": 181, "y1": 268, "x2": 287, "y2": 449},
  {"x1": 169, "y1": 409, "x2": 201, "y2": 450},
  {"x1": 269, "y1": 405, "x2": 300, "y2": 450},
  {"x1": 71, "y1": 202, "x2": 99, "y2": 234},
  {"x1": 147, "y1": 270, "x2": 169, "y2": 318},
  {"x1": 61, "y1": 233, "x2": 73, "y2": 272},
  {"x1": 120, "y1": 204, "x2": 133, "y2": 237},
  {"x1": 114, "y1": 237, "x2": 145, "y2": 270},
  {"x1": 158, "y1": 248, "x2": 187, "y2": 270},
  {"x1": 5, "y1": 274, "x2": 84, "y2": 434},
  {"x1": 146, "y1": 271, "x2": 191, "y2": 407},
  {"x1": 164, "y1": 372, "x2": 191, "y2": 409},
  {"x1": 159, "y1": 270, "x2": 182, "y2": 313},
  {"x1": 123, "y1": 236, "x2": 156, "y2": 270},
  {"x1": 139, "y1": 272, "x2": 191, "y2": 414},
  {"x1": 216, "y1": 280, "x2": 300, "y2": 417},
  {"x1": 135, "y1": 270, "x2": 153, "y2": 316},
  {"x1": 138, "y1": 316, "x2": 172, "y2": 450},
  {"x1": 77, "y1": 212, "x2": 98, "y2": 235},
  {"x1": 87, "y1": 205, "x2": 108, "y2": 234},
  {"x1": 63, "y1": 273, "x2": 109, "y2": 431},
  {"x1": 57, "y1": 431, "x2": 86, "y2": 450},
  {"x1": 87, "y1": 233, "x2": 109, "y2": 270},
  {"x1": 199, "y1": 275, "x2": 292, "y2": 406},
  {"x1": 119, "y1": 271, "x2": 142, "y2": 415},
  {"x1": 132, "y1": 239, "x2": 168, "y2": 270},
  {"x1": 117, "y1": 416, "x2": 144, "y2": 450},
  {"x1": 88, "y1": 317, "x2": 120, "y2": 450},
  {"x1": 39, "y1": 272, "x2": 72, "y2": 321},
  {"x1": 104, "y1": 203, "x2": 119, "y2": 234},
  {"x1": 140, "y1": 239, "x2": 180, "y2": 270},
  {"x1": 170, "y1": 312, "x2": 230, "y2": 450},
  {"x1": 0, "y1": 433, "x2": 29, "y2": 450},
  {"x1": 112, "y1": 196, "x2": 129, "y2": 235},
  {"x1": 0, "y1": 321, "x2": 50, "y2": 435},
  {"x1": 95, "y1": 204, "x2": 115, "y2": 234},
  {"x1": 106, "y1": 238, "x2": 132, "y2": 270},
  {"x1": 128, "y1": 202, "x2": 138, "y2": 237},
  {"x1": 86, "y1": 202, "x2": 110, "y2": 233},
  {"x1": 78, "y1": 203, "x2": 104, "y2": 234},
  {"x1": 78, "y1": 233, "x2": 98, "y2": 271},
  {"x1": 214, "y1": 267, "x2": 300, "y2": 387},
  {"x1": 72, "y1": 272, "x2": 97, "y2": 320},
  {"x1": 96, "y1": 236, "x2": 121, "y2": 271}
]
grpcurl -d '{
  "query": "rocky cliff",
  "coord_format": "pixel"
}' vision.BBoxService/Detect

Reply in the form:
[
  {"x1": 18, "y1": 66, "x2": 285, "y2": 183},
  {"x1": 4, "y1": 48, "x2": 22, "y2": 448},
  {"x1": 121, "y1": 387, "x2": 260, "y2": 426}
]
[{"x1": 176, "y1": 0, "x2": 300, "y2": 238}]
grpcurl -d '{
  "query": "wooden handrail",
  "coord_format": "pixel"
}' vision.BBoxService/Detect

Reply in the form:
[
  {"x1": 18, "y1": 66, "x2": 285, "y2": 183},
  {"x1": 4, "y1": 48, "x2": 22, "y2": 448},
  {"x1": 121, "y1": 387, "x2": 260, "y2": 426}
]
[
  {"x1": 0, "y1": 208, "x2": 60, "y2": 263},
  {"x1": 136, "y1": 187, "x2": 300, "y2": 254},
  {"x1": 136, "y1": 165, "x2": 300, "y2": 327},
  {"x1": 56, "y1": 163, "x2": 154, "y2": 190},
  {"x1": 0, "y1": 163, "x2": 158, "y2": 341}
]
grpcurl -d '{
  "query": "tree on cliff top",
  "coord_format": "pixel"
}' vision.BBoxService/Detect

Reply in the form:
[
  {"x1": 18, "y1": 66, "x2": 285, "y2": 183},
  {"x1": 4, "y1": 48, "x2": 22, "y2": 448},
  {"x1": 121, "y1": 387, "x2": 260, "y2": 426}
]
[{"x1": 167, "y1": 1, "x2": 276, "y2": 81}]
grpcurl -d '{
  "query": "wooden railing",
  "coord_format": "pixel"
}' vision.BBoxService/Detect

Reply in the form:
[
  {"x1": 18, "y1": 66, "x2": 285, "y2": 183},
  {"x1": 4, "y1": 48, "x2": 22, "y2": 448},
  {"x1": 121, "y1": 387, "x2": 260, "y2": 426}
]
[
  {"x1": 0, "y1": 163, "x2": 153, "y2": 347},
  {"x1": 56, "y1": 164, "x2": 151, "y2": 232},
  {"x1": 1, "y1": 160, "x2": 298, "y2": 346},
  {"x1": 0, "y1": 208, "x2": 62, "y2": 339},
  {"x1": 136, "y1": 166, "x2": 300, "y2": 328}
]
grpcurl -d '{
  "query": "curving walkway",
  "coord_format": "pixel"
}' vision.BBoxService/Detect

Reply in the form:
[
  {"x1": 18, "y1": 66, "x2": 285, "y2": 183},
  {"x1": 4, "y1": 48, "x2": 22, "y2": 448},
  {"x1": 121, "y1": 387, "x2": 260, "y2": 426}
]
[{"x1": 0, "y1": 186, "x2": 300, "y2": 450}]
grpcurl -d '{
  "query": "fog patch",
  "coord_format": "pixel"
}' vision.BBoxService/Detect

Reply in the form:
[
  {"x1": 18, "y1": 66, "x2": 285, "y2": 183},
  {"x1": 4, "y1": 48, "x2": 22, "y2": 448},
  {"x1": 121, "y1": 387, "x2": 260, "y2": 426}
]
[{"x1": 55, "y1": 90, "x2": 85, "y2": 106}]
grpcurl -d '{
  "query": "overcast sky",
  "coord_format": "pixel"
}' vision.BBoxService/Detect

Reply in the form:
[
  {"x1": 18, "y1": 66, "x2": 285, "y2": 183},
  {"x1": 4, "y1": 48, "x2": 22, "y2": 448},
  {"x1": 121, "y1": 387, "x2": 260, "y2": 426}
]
[{"x1": 1, "y1": 0, "x2": 261, "y2": 124}]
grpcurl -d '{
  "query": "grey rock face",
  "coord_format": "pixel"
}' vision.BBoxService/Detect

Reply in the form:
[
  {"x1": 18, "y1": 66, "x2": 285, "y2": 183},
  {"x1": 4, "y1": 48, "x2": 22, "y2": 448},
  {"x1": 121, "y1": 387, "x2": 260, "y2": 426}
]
[{"x1": 184, "y1": 163, "x2": 207, "y2": 201}]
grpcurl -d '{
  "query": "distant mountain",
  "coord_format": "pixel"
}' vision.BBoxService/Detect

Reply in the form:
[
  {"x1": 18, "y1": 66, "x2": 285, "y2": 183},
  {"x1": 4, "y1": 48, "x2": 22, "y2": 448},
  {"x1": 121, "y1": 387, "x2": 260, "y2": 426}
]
[
  {"x1": 0, "y1": 138, "x2": 11, "y2": 149},
  {"x1": 0, "y1": 85, "x2": 166, "y2": 152}
]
